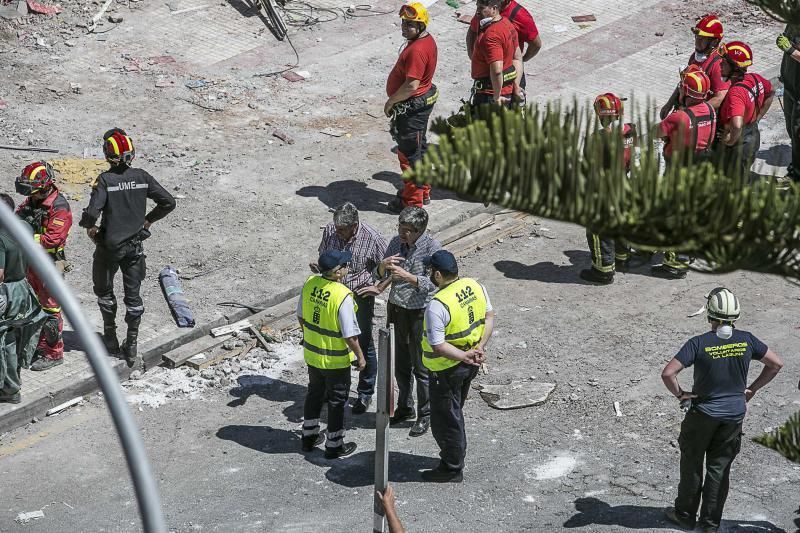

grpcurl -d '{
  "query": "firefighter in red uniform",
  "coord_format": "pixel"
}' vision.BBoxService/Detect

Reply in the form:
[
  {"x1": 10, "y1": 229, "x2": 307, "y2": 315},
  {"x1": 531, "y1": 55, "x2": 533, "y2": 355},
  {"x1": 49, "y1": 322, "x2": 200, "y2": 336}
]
[
  {"x1": 385, "y1": 2, "x2": 438, "y2": 213},
  {"x1": 466, "y1": 0, "x2": 541, "y2": 95},
  {"x1": 660, "y1": 14, "x2": 729, "y2": 119},
  {"x1": 659, "y1": 68, "x2": 718, "y2": 166},
  {"x1": 651, "y1": 70, "x2": 717, "y2": 279},
  {"x1": 716, "y1": 41, "x2": 775, "y2": 178},
  {"x1": 469, "y1": 0, "x2": 523, "y2": 108},
  {"x1": 15, "y1": 162, "x2": 72, "y2": 371},
  {"x1": 580, "y1": 93, "x2": 635, "y2": 285}
]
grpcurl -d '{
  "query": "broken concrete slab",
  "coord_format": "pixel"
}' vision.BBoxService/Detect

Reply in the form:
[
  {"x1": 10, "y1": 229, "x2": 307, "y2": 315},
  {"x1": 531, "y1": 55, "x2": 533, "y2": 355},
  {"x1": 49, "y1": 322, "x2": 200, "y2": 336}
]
[
  {"x1": 281, "y1": 71, "x2": 305, "y2": 82},
  {"x1": 272, "y1": 130, "x2": 294, "y2": 144},
  {"x1": 15, "y1": 510, "x2": 45, "y2": 524},
  {"x1": 26, "y1": 0, "x2": 59, "y2": 15},
  {"x1": 0, "y1": 0, "x2": 27, "y2": 19},
  {"x1": 475, "y1": 381, "x2": 556, "y2": 410}
]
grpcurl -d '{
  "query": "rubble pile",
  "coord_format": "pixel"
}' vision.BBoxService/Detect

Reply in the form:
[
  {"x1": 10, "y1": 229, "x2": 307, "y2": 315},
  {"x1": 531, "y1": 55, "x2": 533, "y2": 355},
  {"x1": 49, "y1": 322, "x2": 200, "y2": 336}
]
[{"x1": 123, "y1": 336, "x2": 304, "y2": 409}]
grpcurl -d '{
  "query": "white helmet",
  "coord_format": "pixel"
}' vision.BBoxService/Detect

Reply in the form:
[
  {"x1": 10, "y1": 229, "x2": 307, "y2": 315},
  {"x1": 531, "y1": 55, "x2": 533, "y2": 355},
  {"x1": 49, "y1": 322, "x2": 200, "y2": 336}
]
[{"x1": 706, "y1": 287, "x2": 740, "y2": 323}]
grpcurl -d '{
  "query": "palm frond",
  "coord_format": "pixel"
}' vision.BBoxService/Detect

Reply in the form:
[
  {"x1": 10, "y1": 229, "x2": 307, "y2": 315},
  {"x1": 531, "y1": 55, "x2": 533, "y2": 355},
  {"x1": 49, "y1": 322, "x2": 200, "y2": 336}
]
[
  {"x1": 753, "y1": 411, "x2": 800, "y2": 464},
  {"x1": 410, "y1": 103, "x2": 800, "y2": 279}
]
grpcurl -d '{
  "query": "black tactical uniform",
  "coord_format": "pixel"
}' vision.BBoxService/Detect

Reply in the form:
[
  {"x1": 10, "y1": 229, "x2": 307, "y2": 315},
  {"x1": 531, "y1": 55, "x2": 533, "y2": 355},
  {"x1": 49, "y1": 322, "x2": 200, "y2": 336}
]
[{"x1": 79, "y1": 165, "x2": 176, "y2": 362}]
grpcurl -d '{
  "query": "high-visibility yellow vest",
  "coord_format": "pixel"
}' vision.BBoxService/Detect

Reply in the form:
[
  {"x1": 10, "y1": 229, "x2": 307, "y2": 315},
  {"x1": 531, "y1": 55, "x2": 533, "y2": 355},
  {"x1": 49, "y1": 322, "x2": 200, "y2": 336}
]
[
  {"x1": 422, "y1": 278, "x2": 487, "y2": 372},
  {"x1": 300, "y1": 275, "x2": 357, "y2": 370}
]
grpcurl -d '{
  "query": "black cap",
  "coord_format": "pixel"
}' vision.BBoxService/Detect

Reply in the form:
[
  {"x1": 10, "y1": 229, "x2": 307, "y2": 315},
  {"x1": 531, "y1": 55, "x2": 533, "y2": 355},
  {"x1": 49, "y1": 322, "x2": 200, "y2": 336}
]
[
  {"x1": 318, "y1": 250, "x2": 352, "y2": 273},
  {"x1": 423, "y1": 250, "x2": 458, "y2": 274}
]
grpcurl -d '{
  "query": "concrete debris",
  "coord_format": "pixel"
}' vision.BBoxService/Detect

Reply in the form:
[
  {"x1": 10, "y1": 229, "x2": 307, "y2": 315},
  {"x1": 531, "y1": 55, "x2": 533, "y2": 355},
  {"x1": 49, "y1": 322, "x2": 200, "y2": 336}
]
[
  {"x1": 0, "y1": 0, "x2": 26, "y2": 19},
  {"x1": 155, "y1": 78, "x2": 177, "y2": 88},
  {"x1": 123, "y1": 340, "x2": 302, "y2": 409},
  {"x1": 15, "y1": 510, "x2": 45, "y2": 524},
  {"x1": 272, "y1": 130, "x2": 295, "y2": 145},
  {"x1": 319, "y1": 127, "x2": 347, "y2": 137},
  {"x1": 475, "y1": 381, "x2": 556, "y2": 410},
  {"x1": 149, "y1": 55, "x2": 176, "y2": 65},
  {"x1": 88, "y1": 0, "x2": 113, "y2": 31},
  {"x1": 282, "y1": 71, "x2": 305, "y2": 82},
  {"x1": 26, "y1": 0, "x2": 60, "y2": 14},
  {"x1": 107, "y1": 14, "x2": 122, "y2": 23},
  {"x1": 185, "y1": 79, "x2": 208, "y2": 89},
  {"x1": 45, "y1": 396, "x2": 83, "y2": 416}
]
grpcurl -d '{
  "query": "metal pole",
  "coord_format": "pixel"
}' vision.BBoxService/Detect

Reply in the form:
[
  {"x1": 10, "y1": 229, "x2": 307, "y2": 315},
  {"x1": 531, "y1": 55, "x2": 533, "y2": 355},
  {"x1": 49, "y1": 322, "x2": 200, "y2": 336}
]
[
  {"x1": 373, "y1": 325, "x2": 394, "y2": 533},
  {"x1": 0, "y1": 202, "x2": 167, "y2": 532}
]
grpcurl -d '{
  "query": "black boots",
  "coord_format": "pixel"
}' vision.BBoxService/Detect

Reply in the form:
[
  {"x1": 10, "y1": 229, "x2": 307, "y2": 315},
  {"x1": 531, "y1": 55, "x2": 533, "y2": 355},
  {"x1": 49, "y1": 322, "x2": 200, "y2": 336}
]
[
  {"x1": 121, "y1": 329, "x2": 138, "y2": 366},
  {"x1": 579, "y1": 268, "x2": 614, "y2": 285},
  {"x1": 102, "y1": 325, "x2": 120, "y2": 355},
  {"x1": 122, "y1": 317, "x2": 141, "y2": 367}
]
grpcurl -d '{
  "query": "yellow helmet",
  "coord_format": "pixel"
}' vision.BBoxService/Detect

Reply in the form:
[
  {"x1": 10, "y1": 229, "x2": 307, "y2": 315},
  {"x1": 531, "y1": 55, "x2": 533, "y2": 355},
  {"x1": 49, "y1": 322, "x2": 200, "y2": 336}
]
[{"x1": 399, "y1": 2, "x2": 429, "y2": 27}]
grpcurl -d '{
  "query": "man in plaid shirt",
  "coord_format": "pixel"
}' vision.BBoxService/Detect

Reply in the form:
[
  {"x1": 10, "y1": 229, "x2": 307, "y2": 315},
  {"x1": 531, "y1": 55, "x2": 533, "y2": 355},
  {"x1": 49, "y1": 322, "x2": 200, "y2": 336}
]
[
  {"x1": 314, "y1": 202, "x2": 388, "y2": 414},
  {"x1": 373, "y1": 206, "x2": 441, "y2": 436}
]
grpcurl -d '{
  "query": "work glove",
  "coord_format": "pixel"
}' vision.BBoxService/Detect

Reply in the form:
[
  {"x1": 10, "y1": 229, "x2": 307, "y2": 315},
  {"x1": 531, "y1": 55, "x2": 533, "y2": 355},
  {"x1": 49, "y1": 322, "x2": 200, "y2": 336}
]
[{"x1": 777, "y1": 34, "x2": 794, "y2": 53}]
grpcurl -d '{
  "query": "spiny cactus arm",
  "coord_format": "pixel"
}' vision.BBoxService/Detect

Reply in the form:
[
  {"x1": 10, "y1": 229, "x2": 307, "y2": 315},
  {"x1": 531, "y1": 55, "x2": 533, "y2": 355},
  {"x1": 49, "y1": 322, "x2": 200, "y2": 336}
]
[
  {"x1": 746, "y1": 0, "x2": 800, "y2": 24},
  {"x1": 410, "y1": 104, "x2": 800, "y2": 279}
]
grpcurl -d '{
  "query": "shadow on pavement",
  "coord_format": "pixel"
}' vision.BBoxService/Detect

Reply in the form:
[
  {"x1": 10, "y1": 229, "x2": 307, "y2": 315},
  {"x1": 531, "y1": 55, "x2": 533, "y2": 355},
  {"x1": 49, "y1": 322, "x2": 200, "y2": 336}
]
[
  {"x1": 227, "y1": 374, "x2": 306, "y2": 422},
  {"x1": 563, "y1": 497, "x2": 787, "y2": 532},
  {"x1": 495, "y1": 250, "x2": 591, "y2": 284},
  {"x1": 371, "y1": 170, "x2": 464, "y2": 203},
  {"x1": 296, "y1": 179, "x2": 395, "y2": 214},
  {"x1": 62, "y1": 330, "x2": 84, "y2": 352},
  {"x1": 226, "y1": 375, "x2": 382, "y2": 430},
  {"x1": 216, "y1": 424, "x2": 438, "y2": 487},
  {"x1": 217, "y1": 424, "x2": 302, "y2": 454},
  {"x1": 756, "y1": 144, "x2": 791, "y2": 167}
]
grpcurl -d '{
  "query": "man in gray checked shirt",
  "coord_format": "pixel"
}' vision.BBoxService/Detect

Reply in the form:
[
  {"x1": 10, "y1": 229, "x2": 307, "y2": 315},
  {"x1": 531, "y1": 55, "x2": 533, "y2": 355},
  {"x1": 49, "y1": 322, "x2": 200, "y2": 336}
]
[{"x1": 373, "y1": 206, "x2": 441, "y2": 436}]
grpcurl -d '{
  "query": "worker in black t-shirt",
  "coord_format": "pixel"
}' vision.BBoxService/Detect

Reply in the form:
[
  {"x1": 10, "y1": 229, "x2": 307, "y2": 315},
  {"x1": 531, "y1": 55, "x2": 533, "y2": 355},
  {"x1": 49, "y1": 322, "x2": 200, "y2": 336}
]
[{"x1": 660, "y1": 288, "x2": 783, "y2": 533}]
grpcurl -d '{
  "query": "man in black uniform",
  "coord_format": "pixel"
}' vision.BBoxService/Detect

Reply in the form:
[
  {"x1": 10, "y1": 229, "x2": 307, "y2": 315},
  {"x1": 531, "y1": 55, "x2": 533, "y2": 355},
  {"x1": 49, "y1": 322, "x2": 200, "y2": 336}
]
[
  {"x1": 79, "y1": 128, "x2": 176, "y2": 365},
  {"x1": 661, "y1": 288, "x2": 783, "y2": 533}
]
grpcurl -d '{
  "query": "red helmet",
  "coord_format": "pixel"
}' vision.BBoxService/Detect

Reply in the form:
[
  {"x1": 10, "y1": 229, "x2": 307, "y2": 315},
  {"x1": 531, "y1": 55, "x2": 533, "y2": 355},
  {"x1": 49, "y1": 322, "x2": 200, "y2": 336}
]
[
  {"x1": 103, "y1": 130, "x2": 136, "y2": 166},
  {"x1": 593, "y1": 93, "x2": 624, "y2": 118},
  {"x1": 16, "y1": 162, "x2": 55, "y2": 196},
  {"x1": 692, "y1": 14, "x2": 723, "y2": 40},
  {"x1": 681, "y1": 69, "x2": 712, "y2": 100},
  {"x1": 719, "y1": 41, "x2": 753, "y2": 69}
]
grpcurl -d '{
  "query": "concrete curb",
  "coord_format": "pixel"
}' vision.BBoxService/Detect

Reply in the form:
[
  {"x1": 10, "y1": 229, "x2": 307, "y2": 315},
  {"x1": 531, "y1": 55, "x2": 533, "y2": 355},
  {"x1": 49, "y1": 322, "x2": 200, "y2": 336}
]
[
  {"x1": 0, "y1": 202, "x2": 497, "y2": 434},
  {"x1": 0, "y1": 286, "x2": 302, "y2": 434}
]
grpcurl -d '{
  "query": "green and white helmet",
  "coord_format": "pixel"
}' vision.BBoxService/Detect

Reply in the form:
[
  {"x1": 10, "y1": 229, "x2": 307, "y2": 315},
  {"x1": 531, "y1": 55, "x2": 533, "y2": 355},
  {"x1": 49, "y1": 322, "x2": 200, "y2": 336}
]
[{"x1": 706, "y1": 287, "x2": 740, "y2": 323}]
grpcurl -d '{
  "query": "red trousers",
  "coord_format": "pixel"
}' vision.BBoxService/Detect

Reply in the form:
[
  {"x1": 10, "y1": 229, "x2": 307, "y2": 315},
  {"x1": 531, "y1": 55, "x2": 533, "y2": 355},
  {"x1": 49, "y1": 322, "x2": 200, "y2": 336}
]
[
  {"x1": 27, "y1": 268, "x2": 64, "y2": 360},
  {"x1": 397, "y1": 149, "x2": 431, "y2": 207}
]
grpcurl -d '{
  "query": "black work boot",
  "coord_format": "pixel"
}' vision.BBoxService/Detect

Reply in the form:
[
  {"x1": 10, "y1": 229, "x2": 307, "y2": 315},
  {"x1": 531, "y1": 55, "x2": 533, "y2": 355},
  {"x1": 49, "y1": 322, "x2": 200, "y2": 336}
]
[
  {"x1": 579, "y1": 268, "x2": 614, "y2": 285},
  {"x1": 122, "y1": 329, "x2": 139, "y2": 367},
  {"x1": 651, "y1": 264, "x2": 687, "y2": 280},
  {"x1": 102, "y1": 325, "x2": 120, "y2": 356},
  {"x1": 664, "y1": 507, "x2": 695, "y2": 530}
]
